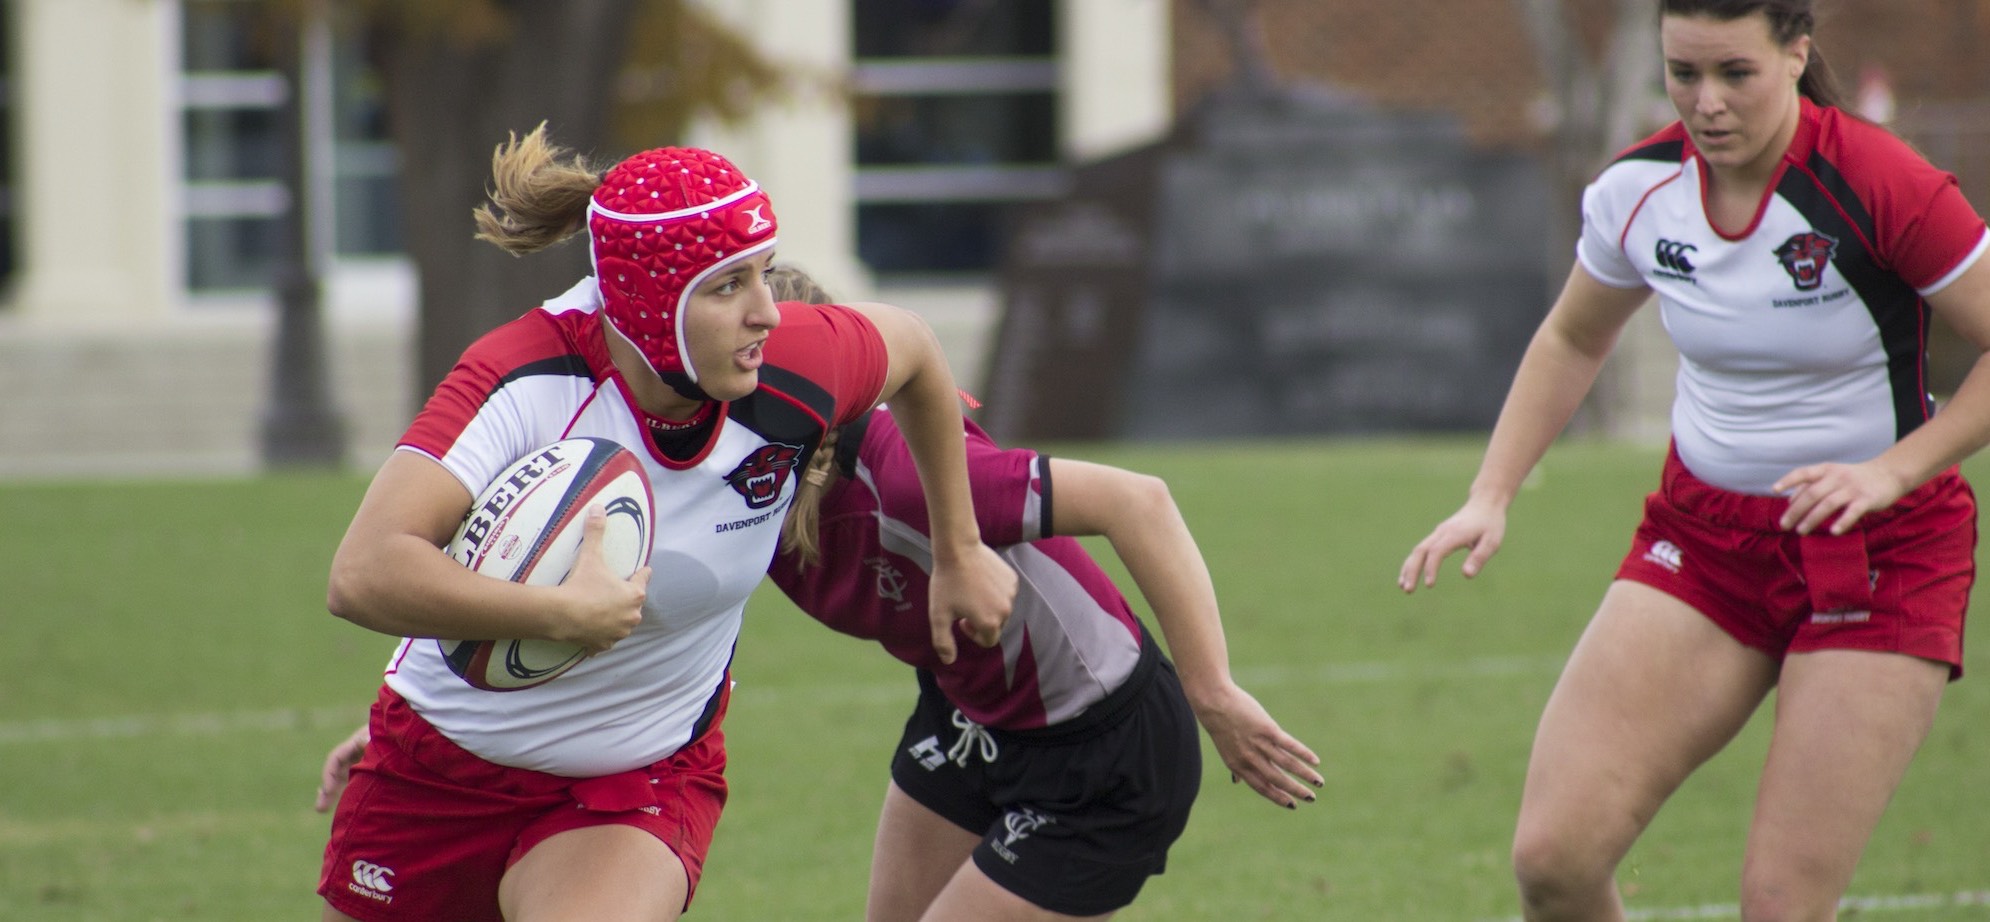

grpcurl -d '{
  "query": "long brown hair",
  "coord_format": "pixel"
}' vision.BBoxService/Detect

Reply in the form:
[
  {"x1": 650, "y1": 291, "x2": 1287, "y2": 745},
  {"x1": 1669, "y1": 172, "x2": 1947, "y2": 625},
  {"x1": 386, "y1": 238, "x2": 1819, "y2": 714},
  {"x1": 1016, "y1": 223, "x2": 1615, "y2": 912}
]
[
  {"x1": 1659, "y1": 0, "x2": 1843, "y2": 109},
  {"x1": 471, "y1": 123, "x2": 604, "y2": 255},
  {"x1": 771, "y1": 264, "x2": 843, "y2": 569}
]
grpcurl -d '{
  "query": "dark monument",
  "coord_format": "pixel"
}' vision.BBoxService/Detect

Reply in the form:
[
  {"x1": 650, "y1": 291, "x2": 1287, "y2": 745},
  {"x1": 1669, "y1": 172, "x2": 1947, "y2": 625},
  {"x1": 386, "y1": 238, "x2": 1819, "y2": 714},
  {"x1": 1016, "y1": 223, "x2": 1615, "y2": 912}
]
[{"x1": 982, "y1": 7, "x2": 1548, "y2": 442}]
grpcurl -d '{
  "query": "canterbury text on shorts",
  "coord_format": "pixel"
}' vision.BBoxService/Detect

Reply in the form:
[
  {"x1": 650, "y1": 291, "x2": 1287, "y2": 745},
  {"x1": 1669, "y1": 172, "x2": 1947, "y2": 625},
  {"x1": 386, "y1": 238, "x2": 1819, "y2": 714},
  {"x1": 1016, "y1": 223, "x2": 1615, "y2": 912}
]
[
  {"x1": 1615, "y1": 445, "x2": 1976, "y2": 678},
  {"x1": 318, "y1": 684, "x2": 729, "y2": 922},
  {"x1": 888, "y1": 633, "x2": 1203, "y2": 916}
]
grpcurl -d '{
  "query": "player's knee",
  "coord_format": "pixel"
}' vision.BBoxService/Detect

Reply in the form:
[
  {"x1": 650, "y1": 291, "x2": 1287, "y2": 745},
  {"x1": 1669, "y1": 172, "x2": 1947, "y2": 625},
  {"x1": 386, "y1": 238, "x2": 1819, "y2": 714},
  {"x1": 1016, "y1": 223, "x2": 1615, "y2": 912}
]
[
  {"x1": 1510, "y1": 826, "x2": 1612, "y2": 911},
  {"x1": 1739, "y1": 862, "x2": 1839, "y2": 922},
  {"x1": 1739, "y1": 888, "x2": 1827, "y2": 922}
]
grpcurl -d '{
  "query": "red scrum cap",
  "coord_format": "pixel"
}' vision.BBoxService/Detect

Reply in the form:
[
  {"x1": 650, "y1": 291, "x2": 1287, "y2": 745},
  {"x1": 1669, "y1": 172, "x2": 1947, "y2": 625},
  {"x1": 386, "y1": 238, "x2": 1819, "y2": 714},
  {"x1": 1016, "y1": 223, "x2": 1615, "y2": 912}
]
[{"x1": 588, "y1": 147, "x2": 778, "y2": 387}]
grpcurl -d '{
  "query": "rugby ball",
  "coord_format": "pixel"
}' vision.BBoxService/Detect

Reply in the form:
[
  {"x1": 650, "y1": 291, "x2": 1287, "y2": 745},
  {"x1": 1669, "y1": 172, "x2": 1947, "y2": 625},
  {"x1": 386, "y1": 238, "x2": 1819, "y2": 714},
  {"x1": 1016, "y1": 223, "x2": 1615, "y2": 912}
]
[{"x1": 439, "y1": 437, "x2": 654, "y2": 691}]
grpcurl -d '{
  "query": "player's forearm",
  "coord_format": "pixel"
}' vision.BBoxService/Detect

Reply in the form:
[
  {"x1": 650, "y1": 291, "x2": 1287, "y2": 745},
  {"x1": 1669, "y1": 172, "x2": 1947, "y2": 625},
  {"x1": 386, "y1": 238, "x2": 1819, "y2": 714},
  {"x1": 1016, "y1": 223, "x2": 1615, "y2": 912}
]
[
  {"x1": 1469, "y1": 321, "x2": 1612, "y2": 507},
  {"x1": 1097, "y1": 474, "x2": 1236, "y2": 703},
  {"x1": 1473, "y1": 265, "x2": 1648, "y2": 507},
  {"x1": 885, "y1": 330, "x2": 982, "y2": 561},
  {"x1": 1877, "y1": 350, "x2": 1990, "y2": 490},
  {"x1": 327, "y1": 536, "x2": 571, "y2": 641}
]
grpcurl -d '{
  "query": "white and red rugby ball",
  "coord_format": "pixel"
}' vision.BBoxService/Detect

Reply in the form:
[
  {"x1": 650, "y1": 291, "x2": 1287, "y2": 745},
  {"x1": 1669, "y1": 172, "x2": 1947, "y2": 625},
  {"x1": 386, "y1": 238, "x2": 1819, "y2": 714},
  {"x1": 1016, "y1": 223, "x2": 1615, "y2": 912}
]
[{"x1": 439, "y1": 437, "x2": 654, "y2": 691}]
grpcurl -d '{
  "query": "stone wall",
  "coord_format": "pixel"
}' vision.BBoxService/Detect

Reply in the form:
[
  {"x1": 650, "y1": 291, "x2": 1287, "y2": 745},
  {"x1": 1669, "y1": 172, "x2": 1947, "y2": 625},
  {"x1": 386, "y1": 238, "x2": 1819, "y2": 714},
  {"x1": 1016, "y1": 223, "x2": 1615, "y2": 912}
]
[{"x1": 0, "y1": 317, "x2": 412, "y2": 479}]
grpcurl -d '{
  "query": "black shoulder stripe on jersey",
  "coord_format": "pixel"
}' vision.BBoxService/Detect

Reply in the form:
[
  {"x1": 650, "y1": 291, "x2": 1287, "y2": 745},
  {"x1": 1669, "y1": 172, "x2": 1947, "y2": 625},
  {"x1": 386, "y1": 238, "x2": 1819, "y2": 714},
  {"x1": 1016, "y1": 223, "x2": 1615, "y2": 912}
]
[
  {"x1": 1776, "y1": 170, "x2": 1934, "y2": 439},
  {"x1": 1804, "y1": 153, "x2": 1877, "y2": 247},
  {"x1": 755, "y1": 364, "x2": 839, "y2": 423},
  {"x1": 496, "y1": 355, "x2": 593, "y2": 388},
  {"x1": 479, "y1": 355, "x2": 594, "y2": 408},
  {"x1": 1618, "y1": 139, "x2": 1683, "y2": 164},
  {"x1": 730, "y1": 365, "x2": 837, "y2": 454}
]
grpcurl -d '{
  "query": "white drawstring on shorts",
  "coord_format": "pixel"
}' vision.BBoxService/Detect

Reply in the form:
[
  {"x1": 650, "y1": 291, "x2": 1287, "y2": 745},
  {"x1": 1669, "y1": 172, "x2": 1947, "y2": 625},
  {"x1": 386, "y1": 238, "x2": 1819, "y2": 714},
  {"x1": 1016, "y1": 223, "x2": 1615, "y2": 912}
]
[{"x1": 947, "y1": 709, "x2": 999, "y2": 767}]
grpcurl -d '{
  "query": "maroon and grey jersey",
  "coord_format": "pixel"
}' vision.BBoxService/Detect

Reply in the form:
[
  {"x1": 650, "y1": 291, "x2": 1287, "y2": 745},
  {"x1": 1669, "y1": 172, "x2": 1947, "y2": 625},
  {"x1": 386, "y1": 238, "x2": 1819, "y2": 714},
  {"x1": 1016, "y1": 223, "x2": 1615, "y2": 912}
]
[
  {"x1": 769, "y1": 409, "x2": 1147, "y2": 731},
  {"x1": 383, "y1": 278, "x2": 886, "y2": 777},
  {"x1": 1577, "y1": 99, "x2": 1988, "y2": 494}
]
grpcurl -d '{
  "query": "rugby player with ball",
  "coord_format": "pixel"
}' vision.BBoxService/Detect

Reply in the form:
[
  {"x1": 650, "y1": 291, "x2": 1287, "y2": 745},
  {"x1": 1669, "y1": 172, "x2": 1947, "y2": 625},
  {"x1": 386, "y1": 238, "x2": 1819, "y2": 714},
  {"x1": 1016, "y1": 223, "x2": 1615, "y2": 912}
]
[{"x1": 315, "y1": 127, "x2": 1015, "y2": 922}]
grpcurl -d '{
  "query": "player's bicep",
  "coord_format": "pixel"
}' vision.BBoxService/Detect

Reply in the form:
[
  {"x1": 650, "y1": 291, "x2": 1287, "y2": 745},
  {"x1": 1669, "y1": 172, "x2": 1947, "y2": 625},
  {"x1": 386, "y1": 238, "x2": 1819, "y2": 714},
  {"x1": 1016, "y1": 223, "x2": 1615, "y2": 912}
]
[
  {"x1": 840, "y1": 300, "x2": 941, "y2": 402},
  {"x1": 328, "y1": 451, "x2": 475, "y2": 618},
  {"x1": 1541, "y1": 263, "x2": 1651, "y2": 358},
  {"x1": 344, "y1": 450, "x2": 477, "y2": 551},
  {"x1": 1927, "y1": 254, "x2": 1990, "y2": 352},
  {"x1": 1043, "y1": 458, "x2": 1154, "y2": 540}
]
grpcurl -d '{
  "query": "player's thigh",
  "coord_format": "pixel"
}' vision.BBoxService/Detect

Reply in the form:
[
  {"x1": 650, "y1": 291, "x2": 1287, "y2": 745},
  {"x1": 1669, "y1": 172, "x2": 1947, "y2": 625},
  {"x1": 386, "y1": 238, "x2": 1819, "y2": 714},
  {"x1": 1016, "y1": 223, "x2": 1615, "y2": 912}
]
[
  {"x1": 869, "y1": 781, "x2": 982, "y2": 922},
  {"x1": 920, "y1": 860, "x2": 1114, "y2": 922},
  {"x1": 1743, "y1": 650, "x2": 1948, "y2": 908},
  {"x1": 321, "y1": 904, "x2": 365, "y2": 922},
  {"x1": 498, "y1": 824, "x2": 689, "y2": 922},
  {"x1": 1517, "y1": 581, "x2": 1778, "y2": 860}
]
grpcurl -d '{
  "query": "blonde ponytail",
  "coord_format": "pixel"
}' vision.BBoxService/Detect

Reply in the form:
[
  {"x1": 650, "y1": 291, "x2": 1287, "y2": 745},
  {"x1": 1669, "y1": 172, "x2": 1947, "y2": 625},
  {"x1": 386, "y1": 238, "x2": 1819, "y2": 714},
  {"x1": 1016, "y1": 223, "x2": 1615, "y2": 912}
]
[
  {"x1": 780, "y1": 428, "x2": 841, "y2": 569},
  {"x1": 472, "y1": 122, "x2": 603, "y2": 255}
]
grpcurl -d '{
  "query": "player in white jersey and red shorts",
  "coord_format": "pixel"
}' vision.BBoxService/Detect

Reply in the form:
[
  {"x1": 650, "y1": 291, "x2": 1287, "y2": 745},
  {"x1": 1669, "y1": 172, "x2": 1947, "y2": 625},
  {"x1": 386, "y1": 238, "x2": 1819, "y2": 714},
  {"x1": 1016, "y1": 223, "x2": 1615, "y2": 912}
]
[
  {"x1": 315, "y1": 127, "x2": 1016, "y2": 922},
  {"x1": 1400, "y1": 1, "x2": 1990, "y2": 920}
]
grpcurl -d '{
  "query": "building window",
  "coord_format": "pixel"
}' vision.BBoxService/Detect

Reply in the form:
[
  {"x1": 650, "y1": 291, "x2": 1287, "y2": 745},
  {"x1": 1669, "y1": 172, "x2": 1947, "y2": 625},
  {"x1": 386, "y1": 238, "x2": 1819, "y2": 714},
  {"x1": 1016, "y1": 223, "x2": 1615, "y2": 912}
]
[
  {"x1": 181, "y1": 0, "x2": 281, "y2": 292},
  {"x1": 180, "y1": 0, "x2": 399, "y2": 295},
  {"x1": 328, "y1": 35, "x2": 401, "y2": 257},
  {"x1": 851, "y1": 0, "x2": 1062, "y2": 274}
]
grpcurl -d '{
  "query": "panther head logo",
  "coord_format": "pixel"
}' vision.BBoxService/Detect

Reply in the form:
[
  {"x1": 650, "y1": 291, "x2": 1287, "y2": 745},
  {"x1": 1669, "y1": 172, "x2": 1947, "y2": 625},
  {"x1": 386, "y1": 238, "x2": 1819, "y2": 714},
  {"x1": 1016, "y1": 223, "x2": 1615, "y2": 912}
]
[
  {"x1": 724, "y1": 443, "x2": 803, "y2": 509},
  {"x1": 1774, "y1": 231, "x2": 1837, "y2": 291}
]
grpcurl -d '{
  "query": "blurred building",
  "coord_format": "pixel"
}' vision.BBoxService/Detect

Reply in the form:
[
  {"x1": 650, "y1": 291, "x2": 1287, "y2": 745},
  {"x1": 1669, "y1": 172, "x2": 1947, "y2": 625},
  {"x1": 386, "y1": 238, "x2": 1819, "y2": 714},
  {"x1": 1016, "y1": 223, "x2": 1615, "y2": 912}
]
[
  {"x1": 1174, "y1": 0, "x2": 1990, "y2": 192},
  {"x1": 1168, "y1": 0, "x2": 1990, "y2": 441},
  {"x1": 0, "y1": 0, "x2": 1982, "y2": 475},
  {"x1": 0, "y1": 0, "x2": 1169, "y2": 476}
]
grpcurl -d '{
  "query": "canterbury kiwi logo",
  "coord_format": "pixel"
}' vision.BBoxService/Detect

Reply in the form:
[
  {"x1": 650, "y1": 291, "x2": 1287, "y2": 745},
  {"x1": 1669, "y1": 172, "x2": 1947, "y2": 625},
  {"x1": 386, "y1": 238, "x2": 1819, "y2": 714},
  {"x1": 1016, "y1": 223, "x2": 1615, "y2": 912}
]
[
  {"x1": 350, "y1": 860, "x2": 395, "y2": 892},
  {"x1": 1654, "y1": 239, "x2": 1698, "y2": 274}
]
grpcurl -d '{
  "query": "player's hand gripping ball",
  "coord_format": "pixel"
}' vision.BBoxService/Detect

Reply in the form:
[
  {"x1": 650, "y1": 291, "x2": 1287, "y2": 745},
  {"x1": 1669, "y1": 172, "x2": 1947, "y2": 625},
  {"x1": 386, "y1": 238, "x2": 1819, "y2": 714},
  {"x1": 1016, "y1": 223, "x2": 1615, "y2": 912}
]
[{"x1": 440, "y1": 437, "x2": 653, "y2": 691}]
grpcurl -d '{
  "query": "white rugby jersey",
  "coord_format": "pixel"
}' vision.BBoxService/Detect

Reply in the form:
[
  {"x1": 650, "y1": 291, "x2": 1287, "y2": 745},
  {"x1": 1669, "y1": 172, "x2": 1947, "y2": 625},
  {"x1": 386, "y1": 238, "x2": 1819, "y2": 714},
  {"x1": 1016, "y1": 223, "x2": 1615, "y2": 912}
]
[
  {"x1": 382, "y1": 278, "x2": 885, "y2": 776},
  {"x1": 1578, "y1": 100, "x2": 1988, "y2": 494}
]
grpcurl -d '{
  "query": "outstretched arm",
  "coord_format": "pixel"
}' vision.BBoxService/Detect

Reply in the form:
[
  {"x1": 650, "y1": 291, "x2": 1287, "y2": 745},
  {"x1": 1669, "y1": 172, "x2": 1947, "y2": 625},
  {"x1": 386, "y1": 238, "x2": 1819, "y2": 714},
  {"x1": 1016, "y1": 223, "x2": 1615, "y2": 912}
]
[
  {"x1": 1050, "y1": 458, "x2": 1323, "y2": 808},
  {"x1": 1399, "y1": 264, "x2": 1649, "y2": 591},
  {"x1": 844, "y1": 301, "x2": 1017, "y2": 664}
]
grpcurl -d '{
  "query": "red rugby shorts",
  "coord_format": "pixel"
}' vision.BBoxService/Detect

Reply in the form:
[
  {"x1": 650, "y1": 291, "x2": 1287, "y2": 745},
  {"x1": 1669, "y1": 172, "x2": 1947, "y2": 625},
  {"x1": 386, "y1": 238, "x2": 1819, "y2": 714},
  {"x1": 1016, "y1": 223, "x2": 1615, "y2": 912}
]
[
  {"x1": 1615, "y1": 448, "x2": 1975, "y2": 678},
  {"x1": 318, "y1": 686, "x2": 728, "y2": 922}
]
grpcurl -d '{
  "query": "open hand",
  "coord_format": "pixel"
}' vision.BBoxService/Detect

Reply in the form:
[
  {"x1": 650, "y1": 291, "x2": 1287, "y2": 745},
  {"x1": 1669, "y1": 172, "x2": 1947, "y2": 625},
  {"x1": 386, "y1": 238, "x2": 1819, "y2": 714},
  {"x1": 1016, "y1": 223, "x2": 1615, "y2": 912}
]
[
  {"x1": 1399, "y1": 499, "x2": 1508, "y2": 592},
  {"x1": 1773, "y1": 460, "x2": 1911, "y2": 535},
  {"x1": 1194, "y1": 683, "x2": 1323, "y2": 809},
  {"x1": 555, "y1": 506, "x2": 652, "y2": 654}
]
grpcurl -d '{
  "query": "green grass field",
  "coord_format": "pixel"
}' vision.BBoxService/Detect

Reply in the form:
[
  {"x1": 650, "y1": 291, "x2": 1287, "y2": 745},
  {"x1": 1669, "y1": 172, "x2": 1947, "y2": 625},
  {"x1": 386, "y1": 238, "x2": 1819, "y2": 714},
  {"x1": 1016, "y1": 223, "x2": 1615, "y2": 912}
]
[{"x1": 3, "y1": 437, "x2": 1987, "y2": 920}]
